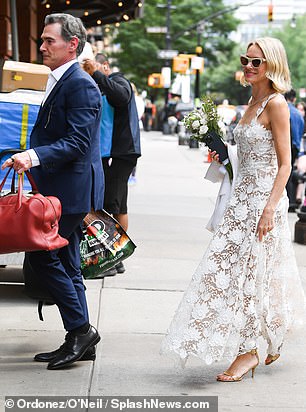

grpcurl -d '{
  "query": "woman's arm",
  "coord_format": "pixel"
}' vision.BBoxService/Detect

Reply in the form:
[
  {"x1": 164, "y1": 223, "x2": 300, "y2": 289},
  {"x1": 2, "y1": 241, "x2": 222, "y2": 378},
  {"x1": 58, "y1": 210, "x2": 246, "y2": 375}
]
[{"x1": 256, "y1": 95, "x2": 291, "y2": 241}]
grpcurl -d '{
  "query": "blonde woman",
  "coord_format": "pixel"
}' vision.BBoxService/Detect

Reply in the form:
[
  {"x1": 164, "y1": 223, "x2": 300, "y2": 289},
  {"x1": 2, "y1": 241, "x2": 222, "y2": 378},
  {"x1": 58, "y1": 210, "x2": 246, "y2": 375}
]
[{"x1": 161, "y1": 37, "x2": 306, "y2": 381}]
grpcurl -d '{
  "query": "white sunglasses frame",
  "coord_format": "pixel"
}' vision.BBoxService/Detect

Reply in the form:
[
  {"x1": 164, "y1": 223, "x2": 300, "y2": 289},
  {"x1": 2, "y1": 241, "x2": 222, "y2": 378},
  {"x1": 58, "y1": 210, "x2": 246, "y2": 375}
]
[{"x1": 240, "y1": 55, "x2": 267, "y2": 68}]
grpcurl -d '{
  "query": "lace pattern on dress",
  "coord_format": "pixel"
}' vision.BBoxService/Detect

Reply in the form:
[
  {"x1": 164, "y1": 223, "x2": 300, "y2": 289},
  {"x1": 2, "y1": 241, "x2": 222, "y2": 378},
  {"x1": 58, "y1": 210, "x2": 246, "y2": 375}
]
[{"x1": 161, "y1": 94, "x2": 306, "y2": 365}]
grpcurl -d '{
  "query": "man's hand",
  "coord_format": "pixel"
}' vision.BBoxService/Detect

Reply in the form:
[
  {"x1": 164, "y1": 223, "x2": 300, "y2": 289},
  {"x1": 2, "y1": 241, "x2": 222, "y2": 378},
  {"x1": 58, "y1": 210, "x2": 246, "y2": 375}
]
[
  {"x1": 1, "y1": 152, "x2": 33, "y2": 174},
  {"x1": 82, "y1": 59, "x2": 99, "y2": 76}
]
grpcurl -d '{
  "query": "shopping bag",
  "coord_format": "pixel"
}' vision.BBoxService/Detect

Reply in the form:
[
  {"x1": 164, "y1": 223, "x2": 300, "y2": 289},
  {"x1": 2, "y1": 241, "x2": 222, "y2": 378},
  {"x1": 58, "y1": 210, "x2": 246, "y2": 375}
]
[{"x1": 80, "y1": 210, "x2": 136, "y2": 279}]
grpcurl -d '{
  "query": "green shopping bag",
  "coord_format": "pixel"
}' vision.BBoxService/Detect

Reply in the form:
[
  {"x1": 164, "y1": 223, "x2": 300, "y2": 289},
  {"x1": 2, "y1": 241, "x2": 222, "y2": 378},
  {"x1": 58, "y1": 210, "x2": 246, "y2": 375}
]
[{"x1": 80, "y1": 210, "x2": 136, "y2": 279}]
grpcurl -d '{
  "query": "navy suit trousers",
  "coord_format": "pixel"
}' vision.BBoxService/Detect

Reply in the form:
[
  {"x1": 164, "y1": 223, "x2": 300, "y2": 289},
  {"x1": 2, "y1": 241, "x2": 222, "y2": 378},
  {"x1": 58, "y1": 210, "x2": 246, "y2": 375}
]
[{"x1": 28, "y1": 213, "x2": 88, "y2": 331}]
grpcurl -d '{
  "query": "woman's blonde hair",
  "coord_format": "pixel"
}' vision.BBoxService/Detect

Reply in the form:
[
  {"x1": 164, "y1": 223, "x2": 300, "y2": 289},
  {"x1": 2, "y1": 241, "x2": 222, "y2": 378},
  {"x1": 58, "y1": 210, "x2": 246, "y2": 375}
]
[{"x1": 240, "y1": 37, "x2": 291, "y2": 93}]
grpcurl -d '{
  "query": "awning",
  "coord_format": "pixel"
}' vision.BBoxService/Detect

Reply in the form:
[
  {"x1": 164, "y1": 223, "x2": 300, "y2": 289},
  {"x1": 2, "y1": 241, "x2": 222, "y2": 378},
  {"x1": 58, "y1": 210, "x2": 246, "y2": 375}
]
[{"x1": 45, "y1": 0, "x2": 144, "y2": 27}]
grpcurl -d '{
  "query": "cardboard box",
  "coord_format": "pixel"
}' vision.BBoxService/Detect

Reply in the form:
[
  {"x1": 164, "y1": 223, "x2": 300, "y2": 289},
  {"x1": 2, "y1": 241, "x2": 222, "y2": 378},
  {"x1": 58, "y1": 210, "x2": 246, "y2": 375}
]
[{"x1": 1, "y1": 61, "x2": 50, "y2": 92}]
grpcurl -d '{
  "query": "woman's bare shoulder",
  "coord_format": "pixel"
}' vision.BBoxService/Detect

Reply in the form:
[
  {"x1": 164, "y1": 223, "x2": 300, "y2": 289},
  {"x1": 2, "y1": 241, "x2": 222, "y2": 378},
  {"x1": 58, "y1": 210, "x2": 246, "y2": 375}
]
[
  {"x1": 268, "y1": 93, "x2": 287, "y2": 108},
  {"x1": 267, "y1": 93, "x2": 289, "y2": 115}
]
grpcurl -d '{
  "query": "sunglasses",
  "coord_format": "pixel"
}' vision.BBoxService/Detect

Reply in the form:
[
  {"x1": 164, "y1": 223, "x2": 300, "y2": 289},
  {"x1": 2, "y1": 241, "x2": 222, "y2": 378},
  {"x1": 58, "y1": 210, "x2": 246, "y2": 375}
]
[{"x1": 240, "y1": 55, "x2": 267, "y2": 68}]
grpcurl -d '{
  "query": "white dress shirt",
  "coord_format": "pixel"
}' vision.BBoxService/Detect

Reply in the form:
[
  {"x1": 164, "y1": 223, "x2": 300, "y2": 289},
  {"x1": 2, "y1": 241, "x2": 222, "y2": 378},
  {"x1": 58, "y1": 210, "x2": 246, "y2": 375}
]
[{"x1": 28, "y1": 59, "x2": 78, "y2": 167}]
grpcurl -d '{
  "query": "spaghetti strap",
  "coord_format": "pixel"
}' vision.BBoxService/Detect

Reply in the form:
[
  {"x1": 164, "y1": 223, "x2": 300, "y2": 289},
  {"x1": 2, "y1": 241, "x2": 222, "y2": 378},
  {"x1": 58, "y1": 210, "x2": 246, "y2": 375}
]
[{"x1": 255, "y1": 93, "x2": 279, "y2": 119}]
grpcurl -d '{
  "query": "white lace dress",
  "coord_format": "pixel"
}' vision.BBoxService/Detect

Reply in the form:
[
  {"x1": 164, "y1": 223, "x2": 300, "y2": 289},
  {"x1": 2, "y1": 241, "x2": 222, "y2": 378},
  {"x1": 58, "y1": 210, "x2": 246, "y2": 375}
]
[{"x1": 161, "y1": 94, "x2": 306, "y2": 365}]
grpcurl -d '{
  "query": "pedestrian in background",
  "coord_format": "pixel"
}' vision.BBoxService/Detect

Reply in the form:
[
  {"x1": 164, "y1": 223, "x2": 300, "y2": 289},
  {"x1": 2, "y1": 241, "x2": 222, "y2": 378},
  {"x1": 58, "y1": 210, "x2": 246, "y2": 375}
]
[
  {"x1": 131, "y1": 82, "x2": 145, "y2": 131},
  {"x1": 2, "y1": 13, "x2": 104, "y2": 370},
  {"x1": 284, "y1": 89, "x2": 304, "y2": 211},
  {"x1": 143, "y1": 98, "x2": 155, "y2": 131},
  {"x1": 296, "y1": 101, "x2": 306, "y2": 152},
  {"x1": 295, "y1": 101, "x2": 306, "y2": 208},
  {"x1": 161, "y1": 37, "x2": 306, "y2": 382},
  {"x1": 129, "y1": 83, "x2": 145, "y2": 185},
  {"x1": 83, "y1": 54, "x2": 141, "y2": 276}
]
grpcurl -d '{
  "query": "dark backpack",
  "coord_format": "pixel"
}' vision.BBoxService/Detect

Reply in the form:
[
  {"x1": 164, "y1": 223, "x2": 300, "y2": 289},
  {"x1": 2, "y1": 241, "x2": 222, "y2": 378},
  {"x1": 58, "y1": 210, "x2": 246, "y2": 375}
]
[{"x1": 23, "y1": 253, "x2": 55, "y2": 320}]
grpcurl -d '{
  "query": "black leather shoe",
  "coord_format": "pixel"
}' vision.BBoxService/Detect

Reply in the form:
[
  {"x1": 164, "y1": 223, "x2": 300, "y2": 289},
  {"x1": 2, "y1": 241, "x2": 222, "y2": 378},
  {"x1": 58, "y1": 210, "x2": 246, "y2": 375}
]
[
  {"x1": 115, "y1": 262, "x2": 125, "y2": 274},
  {"x1": 100, "y1": 267, "x2": 117, "y2": 277},
  {"x1": 288, "y1": 204, "x2": 297, "y2": 213},
  {"x1": 34, "y1": 344, "x2": 96, "y2": 362},
  {"x1": 47, "y1": 325, "x2": 100, "y2": 370}
]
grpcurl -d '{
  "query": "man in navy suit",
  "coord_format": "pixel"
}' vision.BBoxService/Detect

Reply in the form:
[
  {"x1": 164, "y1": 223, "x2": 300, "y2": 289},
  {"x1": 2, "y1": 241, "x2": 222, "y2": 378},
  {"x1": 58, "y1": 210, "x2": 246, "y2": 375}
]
[{"x1": 2, "y1": 13, "x2": 104, "y2": 370}]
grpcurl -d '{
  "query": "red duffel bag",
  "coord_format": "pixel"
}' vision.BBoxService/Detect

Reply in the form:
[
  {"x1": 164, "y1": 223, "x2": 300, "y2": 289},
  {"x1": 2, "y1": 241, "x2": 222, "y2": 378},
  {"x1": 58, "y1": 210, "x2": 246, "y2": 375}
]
[{"x1": 0, "y1": 167, "x2": 68, "y2": 253}]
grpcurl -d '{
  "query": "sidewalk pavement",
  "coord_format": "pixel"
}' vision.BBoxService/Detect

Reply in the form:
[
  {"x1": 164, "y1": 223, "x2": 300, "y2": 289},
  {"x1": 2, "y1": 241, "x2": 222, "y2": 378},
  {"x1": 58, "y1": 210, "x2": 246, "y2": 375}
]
[{"x1": 0, "y1": 130, "x2": 306, "y2": 412}]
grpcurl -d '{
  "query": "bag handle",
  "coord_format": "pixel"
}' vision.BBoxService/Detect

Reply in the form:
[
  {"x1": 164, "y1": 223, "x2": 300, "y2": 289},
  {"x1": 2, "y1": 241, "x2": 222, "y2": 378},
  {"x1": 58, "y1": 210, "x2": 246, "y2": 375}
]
[
  {"x1": 0, "y1": 167, "x2": 39, "y2": 211},
  {"x1": 0, "y1": 167, "x2": 14, "y2": 192},
  {"x1": 16, "y1": 171, "x2": 39, "y2": 211},
  {"x1": 0, "y1": 149, "x2": 26, "y2": 194},
  {"x1": 0, "y1": 167, "x2": 38, "y2": 193}
]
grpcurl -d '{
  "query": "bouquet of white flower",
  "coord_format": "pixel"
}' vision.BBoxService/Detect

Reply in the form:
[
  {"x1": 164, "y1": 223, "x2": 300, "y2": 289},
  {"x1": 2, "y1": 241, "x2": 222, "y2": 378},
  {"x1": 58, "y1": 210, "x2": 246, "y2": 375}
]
[{"x1": 184, "y1": 96, "x2": 233, "y2": 180}]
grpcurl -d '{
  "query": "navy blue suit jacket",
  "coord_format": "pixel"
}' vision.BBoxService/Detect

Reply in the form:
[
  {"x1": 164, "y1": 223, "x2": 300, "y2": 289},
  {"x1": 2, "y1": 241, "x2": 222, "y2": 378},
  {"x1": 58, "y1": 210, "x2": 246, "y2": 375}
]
[{"x1": 30, "y1": 63, "x2": 104, "y2": 215}]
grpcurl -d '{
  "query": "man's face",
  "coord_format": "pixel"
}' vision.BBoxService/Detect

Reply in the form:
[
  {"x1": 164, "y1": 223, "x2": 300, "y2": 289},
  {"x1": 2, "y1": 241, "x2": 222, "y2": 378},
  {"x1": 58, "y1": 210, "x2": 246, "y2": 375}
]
[{"x1": 40, "y1": 22, "x2": 77, "y2": 70}]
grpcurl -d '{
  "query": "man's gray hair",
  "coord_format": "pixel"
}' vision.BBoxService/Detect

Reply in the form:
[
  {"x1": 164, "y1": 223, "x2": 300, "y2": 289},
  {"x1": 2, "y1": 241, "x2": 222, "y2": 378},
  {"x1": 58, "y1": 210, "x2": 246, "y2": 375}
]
[{"x1": 44, "y1": 13, "x2": 86, "y2": 56}]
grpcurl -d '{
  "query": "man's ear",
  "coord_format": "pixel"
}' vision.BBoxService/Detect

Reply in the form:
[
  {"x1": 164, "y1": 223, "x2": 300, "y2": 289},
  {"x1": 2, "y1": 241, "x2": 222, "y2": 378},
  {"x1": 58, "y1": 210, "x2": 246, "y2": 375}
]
[{"x1": 69, "y1": 36, "x2": 79, "y2": 53}]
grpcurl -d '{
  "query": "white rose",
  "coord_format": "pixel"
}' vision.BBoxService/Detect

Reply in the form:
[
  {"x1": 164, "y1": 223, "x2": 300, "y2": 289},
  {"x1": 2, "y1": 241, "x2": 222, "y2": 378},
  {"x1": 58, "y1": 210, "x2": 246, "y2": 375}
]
[
  {"x1": 192, "y1": 120, "x2": 200, "y2": 129},
  {"x1": 199, "y1": 125, "x2": 209, "y2": 135}
]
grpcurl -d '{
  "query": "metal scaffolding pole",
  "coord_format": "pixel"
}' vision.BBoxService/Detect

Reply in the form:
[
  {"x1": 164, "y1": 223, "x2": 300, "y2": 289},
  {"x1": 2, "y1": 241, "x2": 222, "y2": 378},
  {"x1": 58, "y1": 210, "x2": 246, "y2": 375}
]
[{"x1": 10, "y1": 0, "x2": 19, "y2": 61}]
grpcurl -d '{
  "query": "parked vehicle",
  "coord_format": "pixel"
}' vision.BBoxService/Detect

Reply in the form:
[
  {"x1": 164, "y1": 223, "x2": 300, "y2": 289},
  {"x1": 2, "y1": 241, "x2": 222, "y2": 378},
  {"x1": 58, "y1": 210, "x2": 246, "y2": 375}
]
[
  {"x1": 174, "y1": 101, "x2": 195, "y2": 146},
  {"x1": 174, "y1": 101, "x2": 194, "y2": 122},
  {"x1": 226, "y1": 105, "x2": 247, "y2": 144}
]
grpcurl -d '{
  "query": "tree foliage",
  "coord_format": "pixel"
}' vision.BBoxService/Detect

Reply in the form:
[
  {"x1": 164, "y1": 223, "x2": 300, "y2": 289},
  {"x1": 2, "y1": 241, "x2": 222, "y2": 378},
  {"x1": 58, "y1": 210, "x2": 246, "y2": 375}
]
[
  {"x1": 271, "y1": 14, "x2": 306, "y2": 96},
  {"x1": 200, "y1": 44, "x2": 250, "y2": 105},
  {"x1": 202, "y1": 13, "x2": 306, "y2": 104},
  {"x1": 111, "y1": 0, "x2": 239, "y2": 95},
  {"x1": 109, "y1": 3, "x2": 306, "y2": 103}
]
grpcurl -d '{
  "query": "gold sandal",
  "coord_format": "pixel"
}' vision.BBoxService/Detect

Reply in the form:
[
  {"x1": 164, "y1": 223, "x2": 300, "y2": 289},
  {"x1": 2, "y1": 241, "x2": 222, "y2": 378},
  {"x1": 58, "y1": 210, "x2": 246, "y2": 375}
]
[
  {"x1": 265, "y1": 354, "x2": 280, "y2": 366},
  {"x1": 216, "y1": 349, "x2": 259, "y2": 382}
]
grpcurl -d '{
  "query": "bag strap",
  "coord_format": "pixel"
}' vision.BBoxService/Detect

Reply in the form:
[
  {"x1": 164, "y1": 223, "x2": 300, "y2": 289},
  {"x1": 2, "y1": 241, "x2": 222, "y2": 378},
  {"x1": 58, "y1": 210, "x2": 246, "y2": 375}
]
[
  {"x1": 0, "y1": 167, "x2": 14, "y2": 192},
  {"x1": 0, "y1": 167, "x2": 39, "y2": 211},
  {"x1": 10, "y1": 169, "x2": 17, "y2": 194},
  {"x1": 38, "y1": 301, "x2": 44, "y2": 321},
  {"x1": 0, "y1": 168, "x2": 38, "y2": 193},
  {"x1": 16, "y1": 171, "x2": 39, "y2": 211},
  {"x1": 24, "y1": 170, "x2": 39, "y2": 192}
]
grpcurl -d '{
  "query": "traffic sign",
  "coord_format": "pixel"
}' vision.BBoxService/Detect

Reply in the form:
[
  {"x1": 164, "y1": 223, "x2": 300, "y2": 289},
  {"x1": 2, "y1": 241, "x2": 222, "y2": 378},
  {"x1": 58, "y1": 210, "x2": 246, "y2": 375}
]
[
  {"x1": 300, "y1": 88, "x2": 306, "y2": 98},
  {"x1": 148, "y1": 73, "x2": 164, "y2": 88},
  {"x1": 161, "y1": 67, "x2": 171, "y2": 88},
  {"x1": 191, "y1": 56, "x2": 204, "y2": 72},
  {"x1": 147, "y1": 27, "x2": 167, "y2": 33},
  {"x1": 157, "y1": 49, "x2": 178, "y2": 59},
  {"x1": 173, "y1": 56, "x2": 189, "y2": 74}
]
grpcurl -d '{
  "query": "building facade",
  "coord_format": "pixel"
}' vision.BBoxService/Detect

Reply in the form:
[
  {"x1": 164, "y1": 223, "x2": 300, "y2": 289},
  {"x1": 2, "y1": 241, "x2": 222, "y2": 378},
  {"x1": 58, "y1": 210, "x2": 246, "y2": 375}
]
[{"x1": 224, "y1": 0, "x2": 306, "y2": 45}]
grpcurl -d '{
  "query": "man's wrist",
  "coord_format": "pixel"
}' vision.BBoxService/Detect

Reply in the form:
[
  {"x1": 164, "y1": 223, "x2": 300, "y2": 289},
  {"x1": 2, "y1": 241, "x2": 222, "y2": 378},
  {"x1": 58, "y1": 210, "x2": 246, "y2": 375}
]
[{"x1": 27, "y1": 149, "x2": 40, "y2": 167}]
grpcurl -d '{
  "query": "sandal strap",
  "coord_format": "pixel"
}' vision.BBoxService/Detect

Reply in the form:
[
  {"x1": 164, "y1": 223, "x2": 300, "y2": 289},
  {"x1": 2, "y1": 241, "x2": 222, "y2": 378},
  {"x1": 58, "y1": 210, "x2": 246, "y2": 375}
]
[{"x1": 219, "y1": 371, "x2": 241, "y2": 381}]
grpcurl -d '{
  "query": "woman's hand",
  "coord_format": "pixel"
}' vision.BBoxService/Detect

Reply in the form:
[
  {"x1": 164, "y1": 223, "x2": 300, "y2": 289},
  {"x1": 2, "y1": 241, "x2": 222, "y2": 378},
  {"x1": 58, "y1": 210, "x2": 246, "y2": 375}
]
[
  {"x1": 256, "y1": 207, "x2": 275, "y2": 242},
  {"x1": 210, "y1": 150, "x2": 220, "y2": 163}
]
